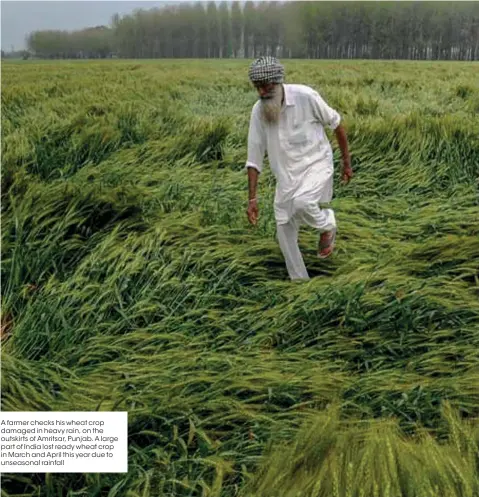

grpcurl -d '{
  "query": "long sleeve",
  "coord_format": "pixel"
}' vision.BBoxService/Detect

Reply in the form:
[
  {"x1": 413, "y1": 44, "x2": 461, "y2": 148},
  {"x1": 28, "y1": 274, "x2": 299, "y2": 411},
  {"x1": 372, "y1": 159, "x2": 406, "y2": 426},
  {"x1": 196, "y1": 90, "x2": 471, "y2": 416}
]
[
  {"x1": 245, "y1": 105, "x2": 266, "y2": 174},
  {"x1": 309, "y1": 90, "x2": 341, "y2": 131}
]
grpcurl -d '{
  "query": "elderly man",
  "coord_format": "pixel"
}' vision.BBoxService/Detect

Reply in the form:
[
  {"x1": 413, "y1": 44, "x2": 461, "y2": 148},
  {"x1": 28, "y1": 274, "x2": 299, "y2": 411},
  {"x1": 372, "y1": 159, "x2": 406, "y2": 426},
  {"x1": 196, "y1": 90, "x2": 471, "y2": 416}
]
[{"x1": 245, "y1": 56, "x2": 352, "y2": 281}]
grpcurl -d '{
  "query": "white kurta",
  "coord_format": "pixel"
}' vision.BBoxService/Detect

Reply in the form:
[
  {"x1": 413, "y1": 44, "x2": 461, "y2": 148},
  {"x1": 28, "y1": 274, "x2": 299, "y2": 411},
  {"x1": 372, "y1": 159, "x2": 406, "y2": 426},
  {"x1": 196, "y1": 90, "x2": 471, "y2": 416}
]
[{"x1": 245, "y1": 84, "x2": 341, "y2": 226}]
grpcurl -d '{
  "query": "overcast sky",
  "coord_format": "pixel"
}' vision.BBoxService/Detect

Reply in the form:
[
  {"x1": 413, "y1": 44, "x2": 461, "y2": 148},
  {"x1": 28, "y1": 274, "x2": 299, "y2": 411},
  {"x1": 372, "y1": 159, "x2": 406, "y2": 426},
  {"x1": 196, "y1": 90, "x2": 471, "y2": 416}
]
[{"x1": 1, "y1": 1, "x2": 179, "y2": 50}]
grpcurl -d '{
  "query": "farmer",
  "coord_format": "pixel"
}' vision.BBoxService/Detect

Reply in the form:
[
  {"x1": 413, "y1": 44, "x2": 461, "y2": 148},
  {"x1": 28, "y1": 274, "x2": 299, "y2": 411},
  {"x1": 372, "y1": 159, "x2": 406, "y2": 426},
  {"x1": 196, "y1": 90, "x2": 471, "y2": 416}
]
[{"x1": 245, "y1": 56, "x2": 352, "y2": 281}]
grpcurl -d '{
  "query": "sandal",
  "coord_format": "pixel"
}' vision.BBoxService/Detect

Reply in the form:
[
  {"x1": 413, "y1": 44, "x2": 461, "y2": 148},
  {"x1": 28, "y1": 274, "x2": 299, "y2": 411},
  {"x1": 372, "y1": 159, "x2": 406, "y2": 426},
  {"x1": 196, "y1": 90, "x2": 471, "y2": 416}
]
[{"x1": 318, "y1": 228, "x2": 337, "y2": 259}]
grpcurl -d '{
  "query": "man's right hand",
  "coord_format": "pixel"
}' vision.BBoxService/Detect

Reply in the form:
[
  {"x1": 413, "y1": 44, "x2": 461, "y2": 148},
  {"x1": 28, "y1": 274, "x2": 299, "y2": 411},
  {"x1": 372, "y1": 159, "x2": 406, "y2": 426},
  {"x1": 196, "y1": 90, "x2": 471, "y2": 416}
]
[{"x1": 247, "y1": 199, "x2": 259, "y2": 225}]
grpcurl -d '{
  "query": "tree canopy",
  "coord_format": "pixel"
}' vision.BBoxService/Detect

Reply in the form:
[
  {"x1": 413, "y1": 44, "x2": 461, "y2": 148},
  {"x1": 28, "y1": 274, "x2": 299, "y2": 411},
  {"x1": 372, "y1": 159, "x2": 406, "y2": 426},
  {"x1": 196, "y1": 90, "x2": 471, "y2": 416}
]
[{"x1": 26, "y1": 1, "x2": 479, "y2": 60}]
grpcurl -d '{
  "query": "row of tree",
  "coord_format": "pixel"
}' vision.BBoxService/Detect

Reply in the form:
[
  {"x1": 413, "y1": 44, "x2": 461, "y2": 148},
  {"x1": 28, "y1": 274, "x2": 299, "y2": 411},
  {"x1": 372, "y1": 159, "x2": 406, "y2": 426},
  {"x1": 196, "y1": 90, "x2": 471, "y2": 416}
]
[
  {"x1": 26, "y1": 1, "x2": 479, "y2": 60},
  {"x1": 1, "y1": 50, "x2": 31, "y2": 60},
  {"x1": 27, "y1": 26, "x2": 112, "y2": 59}
]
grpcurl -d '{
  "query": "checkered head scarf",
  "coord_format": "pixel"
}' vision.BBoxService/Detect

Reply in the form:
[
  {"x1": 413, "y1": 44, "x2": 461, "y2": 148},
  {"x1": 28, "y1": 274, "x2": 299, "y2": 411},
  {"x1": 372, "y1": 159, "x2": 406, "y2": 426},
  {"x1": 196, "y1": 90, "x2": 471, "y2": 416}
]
[{"x1": 248, "y1": 56, "x2": 285, "y2": 84}]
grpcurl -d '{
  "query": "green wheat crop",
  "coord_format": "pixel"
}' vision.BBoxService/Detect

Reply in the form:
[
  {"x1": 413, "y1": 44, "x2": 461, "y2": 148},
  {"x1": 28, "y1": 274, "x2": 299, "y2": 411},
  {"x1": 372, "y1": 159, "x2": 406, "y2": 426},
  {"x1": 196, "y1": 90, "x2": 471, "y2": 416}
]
[{"x1": 1, "y1": 59, "x2": 478, "y2": 496}]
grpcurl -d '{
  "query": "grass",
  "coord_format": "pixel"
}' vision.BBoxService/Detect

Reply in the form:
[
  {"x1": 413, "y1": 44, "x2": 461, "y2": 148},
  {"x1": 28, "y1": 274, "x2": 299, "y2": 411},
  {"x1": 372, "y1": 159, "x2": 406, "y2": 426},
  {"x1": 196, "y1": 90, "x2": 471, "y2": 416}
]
[{"x1": 1, "y1": 59, "x2": 478, "y2": 496}]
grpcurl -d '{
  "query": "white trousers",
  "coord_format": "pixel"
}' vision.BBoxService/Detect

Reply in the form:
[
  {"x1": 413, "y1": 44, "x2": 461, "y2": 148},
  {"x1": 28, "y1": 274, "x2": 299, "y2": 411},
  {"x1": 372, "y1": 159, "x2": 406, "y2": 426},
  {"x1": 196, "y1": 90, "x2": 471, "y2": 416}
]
[{"x1": 276, "y1": 197, "x2": 336, "y2": 281}]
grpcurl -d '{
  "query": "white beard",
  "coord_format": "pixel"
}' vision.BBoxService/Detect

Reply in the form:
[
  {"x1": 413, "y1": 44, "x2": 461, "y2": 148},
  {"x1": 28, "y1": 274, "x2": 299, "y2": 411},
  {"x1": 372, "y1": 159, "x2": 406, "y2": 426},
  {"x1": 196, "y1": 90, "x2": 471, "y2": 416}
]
[{"x1": 260, "y1": 85, "x2": 283, "y2": 124}]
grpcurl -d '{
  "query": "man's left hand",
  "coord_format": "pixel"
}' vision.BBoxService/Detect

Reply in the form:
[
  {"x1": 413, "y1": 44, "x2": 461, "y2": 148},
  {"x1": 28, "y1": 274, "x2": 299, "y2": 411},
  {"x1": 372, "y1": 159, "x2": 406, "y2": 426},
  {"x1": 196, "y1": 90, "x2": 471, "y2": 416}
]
[{"x1": 341, "y1": 164, "x2": 353, "y2": 184}]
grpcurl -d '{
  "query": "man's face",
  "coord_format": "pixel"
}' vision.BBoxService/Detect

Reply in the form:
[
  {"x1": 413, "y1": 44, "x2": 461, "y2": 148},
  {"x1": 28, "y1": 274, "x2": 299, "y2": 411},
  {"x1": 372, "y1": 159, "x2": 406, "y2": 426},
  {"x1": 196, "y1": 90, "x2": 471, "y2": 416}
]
[
  {"x1": 253, "y1": 82, "x2": 283, "y2": 124},
  {"x1": 254, "y1": 82, "x2": 276, "y2": 99}
]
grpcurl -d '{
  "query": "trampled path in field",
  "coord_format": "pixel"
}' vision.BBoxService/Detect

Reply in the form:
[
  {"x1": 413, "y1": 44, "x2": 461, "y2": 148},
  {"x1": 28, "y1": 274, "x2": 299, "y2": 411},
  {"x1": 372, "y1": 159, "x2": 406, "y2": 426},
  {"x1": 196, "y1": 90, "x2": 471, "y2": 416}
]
[{"x1": 2, "y1": 60, "x2": 478, "y2": 496}]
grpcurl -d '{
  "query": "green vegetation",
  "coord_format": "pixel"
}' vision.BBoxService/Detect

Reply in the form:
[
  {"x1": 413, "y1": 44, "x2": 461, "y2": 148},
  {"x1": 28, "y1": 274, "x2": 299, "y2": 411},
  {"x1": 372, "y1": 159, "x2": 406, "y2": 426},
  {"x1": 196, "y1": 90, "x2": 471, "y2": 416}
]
[
  {"x1": 1, "y1": 59, "x2": 478, "y2": 496},
  {"x1": 25, "y1": 1, "x2": 479, "y2": 61}
]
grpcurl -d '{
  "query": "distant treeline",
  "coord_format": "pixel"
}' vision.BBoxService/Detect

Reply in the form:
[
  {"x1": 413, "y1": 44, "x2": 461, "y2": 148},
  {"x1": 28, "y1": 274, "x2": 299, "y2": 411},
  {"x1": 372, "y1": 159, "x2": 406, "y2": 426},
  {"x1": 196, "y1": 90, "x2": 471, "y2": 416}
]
[
  {"x1": 26, "y1": 1, "x2": 479, "y2": 60},
  {"x1": 1, "y1": 50, "x2": 31, "y2": 60}
]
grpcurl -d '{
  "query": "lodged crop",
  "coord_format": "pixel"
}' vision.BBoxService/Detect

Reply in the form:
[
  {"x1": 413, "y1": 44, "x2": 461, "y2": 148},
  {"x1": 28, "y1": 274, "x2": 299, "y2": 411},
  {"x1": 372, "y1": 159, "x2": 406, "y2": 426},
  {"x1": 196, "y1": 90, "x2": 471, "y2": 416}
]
[{"x1": 1, "y1": 59, "x2": 478, "y2": 496}]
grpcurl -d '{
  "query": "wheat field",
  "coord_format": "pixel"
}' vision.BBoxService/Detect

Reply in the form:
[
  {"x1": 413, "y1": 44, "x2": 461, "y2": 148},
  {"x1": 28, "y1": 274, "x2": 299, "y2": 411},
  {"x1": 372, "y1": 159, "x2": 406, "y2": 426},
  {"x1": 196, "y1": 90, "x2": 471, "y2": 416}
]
[{"x1": 1, "y1": 59, "x2": 479, "y2": 496}]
